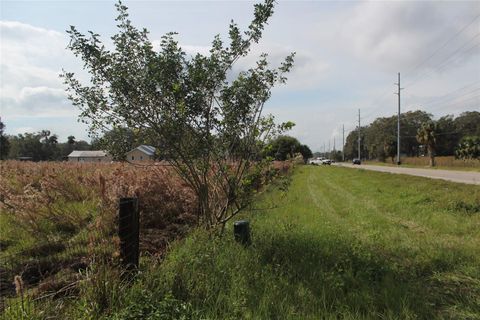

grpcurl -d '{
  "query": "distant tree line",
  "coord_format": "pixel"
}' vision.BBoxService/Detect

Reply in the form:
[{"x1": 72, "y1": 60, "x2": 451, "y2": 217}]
[
  {"x1": 263, "y1": 135, "x2": 313, "y2": 163},
  {"x1": 0, "y1": 120, "x2": 315, "y2": 163},
  {"x1": 0, "y1": 120, "x2": 92, "y2": 161},
  {"x1": 344, "y1": 110, "x2": 480, "y2": 162}
]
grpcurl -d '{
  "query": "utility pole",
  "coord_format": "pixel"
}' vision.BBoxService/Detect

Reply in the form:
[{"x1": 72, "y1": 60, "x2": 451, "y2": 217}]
[
  {"x1": 333, "y1": 137, "x2": 336, "y2": 160},
  {"x1": 394, "y1": 72, "x2": 404, "y2": 165},
  {"x1": 323, "y1": 142, "x2": 325, "y2": 158},
  {"x1": 342, "y1": 124, "x2": 345, "y2": 162},
  {"x1": 358, "y1": 109, "x2": 361, "y2": 160},
  {"x1": 328, "y1": 140, "x2": 331, "y2": 159}
]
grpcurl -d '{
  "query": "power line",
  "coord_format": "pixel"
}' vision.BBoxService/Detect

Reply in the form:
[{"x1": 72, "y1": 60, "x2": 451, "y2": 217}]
[
  {"x1": 403, "y1": 93, "x2": 480, "y2": 118},
  {"x1": 405, "y1": 13, "x2": 480, "y2": 77},
  {"x1": 347, "y1": 97, "x2": 478, "y2": 135},
  {"x1": 423, "y1": 90, "x2": 480, "y2": 108},
  {"x1": 377, "y1": 82, "x2": 480, "y2": 123},
  {"x1": 361, "y1": 14, "x2": 480, "y2": 124},
  {"x1": 405, "y1": 87, "x2": 480, "y2": 112},
  {"x1": 436, "y1": 42, "x2": 480, "y2": 74},
  {"x1": 404, "y1": 33, "x2": 480, "y2": 88},
  {"x1": 416, "y1": 95, "x2": 480, "y2": 113},
  {"x1": 406, "y1": 81, "x2": 480, "y2": 102}
]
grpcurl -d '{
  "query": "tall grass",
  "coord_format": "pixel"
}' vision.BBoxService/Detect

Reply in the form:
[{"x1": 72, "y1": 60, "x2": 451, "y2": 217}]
[
  {"x1": 0, "y1": 161, "x2": 197, "y2": 314},
  {"x1": 105, "y1": 166, "x2": 480, "y2": 319},
  {"x1": 402, "y1": 156, "x2": 479, "y2": 168},
  {"x1": 0, "y1": 160, "x2": 292, "y2": 318}
]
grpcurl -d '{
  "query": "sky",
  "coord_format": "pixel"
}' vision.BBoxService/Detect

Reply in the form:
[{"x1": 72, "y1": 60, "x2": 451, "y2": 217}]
[{"x1": 1, "y1": 0, "x2": 479, "y2": 152}]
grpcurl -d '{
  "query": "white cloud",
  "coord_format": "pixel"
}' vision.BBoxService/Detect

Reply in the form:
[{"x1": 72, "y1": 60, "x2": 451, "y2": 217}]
[
  {"x1": 182, "y1": 44, "x2": 212, "y2": 56},
  {"x1": 1, "y1": 21, "x2": 65, "y2": 64},
  {"x1": 245, "y1": 43, "x2": 330, "y2": 90},
  {"x1": 152, "y1": 39, "x2": 329, "y2": 91},
  {"x1": 221, "y1": 40, "x2": 330, "y2": 90},
  {"x1": 336, "y1": 1, "x2": 480, "y2": 73},
  {"x1": 13, "y1": 126, "x2": 35, "y2": 135},
  {"x1": 0, "y1": 21, "x2": 78, "y2": 118},
  {"x1": 151, "y1": 40, "x2": 212, "y2": 56},
  {"x1": 1, "y1": 0, "x2": 478, "y2": 149},
  {"x1": 2, "y1": 86, "x2": 75, "y2": 118}
]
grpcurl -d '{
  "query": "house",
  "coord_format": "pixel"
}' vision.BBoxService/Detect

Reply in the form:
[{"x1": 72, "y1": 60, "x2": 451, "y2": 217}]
[
  {"x1": 126, "y1": 145, "x2": 156, "y2": 162},
  {"x1": 67, "y1": 150, "x2": 111, "y2": 163},
  {"x1": 18, "y1": 157, "x2": 33, "y2": 161}
]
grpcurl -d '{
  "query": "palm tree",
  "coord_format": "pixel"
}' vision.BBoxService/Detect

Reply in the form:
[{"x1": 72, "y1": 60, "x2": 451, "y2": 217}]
[
  {"x1": 67, "y1": 135, "x2": 76, "y2": 145},
  {"x1": 416, "y1": 121, "x2": 437, "y2": 167},
  {"x1": 383, "y1": 137, "x2": 396, "y2": 163},
  {"x1": 455, "y1": 136, "x2": 480, "y2": 160}
]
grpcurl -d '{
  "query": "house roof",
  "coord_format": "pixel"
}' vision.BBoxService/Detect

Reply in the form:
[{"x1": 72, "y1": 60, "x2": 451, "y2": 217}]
[
  {"x1": 68, "y1": 150, "x2": 108, "y2": 158},
  {"x1": 127, "y1": 145, "x2": 156, "y2": 156}
]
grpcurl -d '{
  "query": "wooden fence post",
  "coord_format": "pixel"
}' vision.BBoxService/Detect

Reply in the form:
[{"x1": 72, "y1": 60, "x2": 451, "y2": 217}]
[
  {"x1": 233, "y1": 220, "x2": 251, "y2": 246},
  {"x1": 118, "y1": 197, "x2": 139, "y2": 272}
]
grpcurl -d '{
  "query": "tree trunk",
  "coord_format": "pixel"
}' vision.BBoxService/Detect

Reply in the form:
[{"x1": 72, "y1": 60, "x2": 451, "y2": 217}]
[
  {"x1": 197, "y1": 184, "x2": 213, "y2": 228},
  {"x1": 429, "y1": 146, "x2": 435, "y2": 167}
]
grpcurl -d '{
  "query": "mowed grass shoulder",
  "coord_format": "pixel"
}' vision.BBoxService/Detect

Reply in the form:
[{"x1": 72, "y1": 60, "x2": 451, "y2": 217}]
[{"x1": 113, "y1": 166, "x2": 479, "y2": 319}]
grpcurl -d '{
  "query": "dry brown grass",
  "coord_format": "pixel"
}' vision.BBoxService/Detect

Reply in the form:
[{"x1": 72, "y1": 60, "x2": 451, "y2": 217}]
[
  {"x1": 0, "y1": 161, "x2": 198, "y2": 301},
  {"x1": 401, "y1": 156, "x2": 479, "y2": 169},
  {"x1": 0, "y1": 160, "x2": 292, "y2": 301},
  {"x1": 0, "y1": 161, "x2": 198, "y2": 254}
]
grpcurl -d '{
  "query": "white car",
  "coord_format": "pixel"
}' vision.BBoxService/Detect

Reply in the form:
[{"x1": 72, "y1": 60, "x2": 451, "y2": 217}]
[
  {"x1": 309, "y1": 159, "x2": 323, "y2": 165},
  {"x1": 321, "y1": 159, "x2": 332, "y2": 165}
]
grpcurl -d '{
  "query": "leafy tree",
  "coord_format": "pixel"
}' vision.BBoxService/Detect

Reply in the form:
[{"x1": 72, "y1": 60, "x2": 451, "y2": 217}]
[
  {"x1": 39, "y1": 130, "x2": 51, "y2": 144},
  {"x1": 61, "y1": 136, "x2": 92, "y2": 159},
  {"x1": 63, "y1": 0, "x2": 295, "y2": 230},
  {"x1": 344, "y1": 110, "x2": 479, "y2": 160},
  {"x1": 264, "y1": 135, "x2": 300, "y2": 161},
  {"x1": 454, "y1": 111, "x2": 480, "y2": 137},
  {"x1": 363, "y1": 116, "x2": 395, "y2": 161},
  {"x1": 331, "y1": 150, "x2": 343, "y2": 162},
  {"x1": 74, "y1": 140, "x2": 91, "y2": 151},
  {"x1": 416, "y1": 121, "x2": 437, "y2": 167},
  {"x1": 298, "y1": 144, "x2": 313, "y2": 164},
  {"x1": 455, "y1": 136, "x2": 480, "y2": 160},
  {"x1": 344, "y1": 110, "x2": 432, "y2": 161},
  {"x1": 62, "y1": 135, "x2": 77, "y2": 158},
  {"x1": 43, "y1": 133, "x2": 60, "y2": 160},
  {"x1": 47, "y1": 135, "x2": 58, "y2": 144},
  {"x1": 401, "y1": 110, "x2": 432, "y2": 157},
  {"x1": 435, "y1": 115, "x2": 459, "y2": 156},
  {"x1": 7, "y1": 131, "x2": 66, "y2": 161},
  {"x1": 8, "y1": 133, "x2": 43, "y2": 161},
  {"x1": 264, "y1": 139, "x2": 317, "y2": 163},
  {"x1": 67, "y1": 136, "x2": 76, "y2": 145},
  {"x1": 92, "y1": 127, "x2": 139, "y2": 161},
  {"x1": 344, "y1": 129, "x2": 367, "y2": 160},
  {"x1": 383, "y1": 137, "x2": 396, "y2": 163},
  {"x1": 0, "y1": 119, "x2": 10, "y2": 160}
]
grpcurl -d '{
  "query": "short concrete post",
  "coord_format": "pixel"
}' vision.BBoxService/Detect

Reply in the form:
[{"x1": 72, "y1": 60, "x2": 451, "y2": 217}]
[
  {"x1": 118, "y1": 197, "x2": 139, "y2": 271},
  {"x1": 233, "y1": 220, "x2": 251, "y2": 246}
]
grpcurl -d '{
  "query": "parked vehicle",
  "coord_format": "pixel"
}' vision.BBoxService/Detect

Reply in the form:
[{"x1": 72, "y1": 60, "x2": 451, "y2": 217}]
[
  {"x1": 309, "y1": 159, "x2": 322, "y2": 165},
  {"x1": 352, "y1": 158, "x2": 361, "y2": 165},
  {"x1": 322, "y1": 159, "x2": 332, "y2": 165}
]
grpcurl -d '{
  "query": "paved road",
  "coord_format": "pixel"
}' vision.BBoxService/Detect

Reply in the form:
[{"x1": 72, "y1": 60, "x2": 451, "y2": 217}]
[{"x1": 334, "y1": 163, "x2": 480, "y2": 185}]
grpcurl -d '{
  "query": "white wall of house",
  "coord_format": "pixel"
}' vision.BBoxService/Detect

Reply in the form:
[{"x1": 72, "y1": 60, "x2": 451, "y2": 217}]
[
  {"x1": 127, "y1": 149, "x2": 154, "y2": 162},
  {"x1": 68, "y1": 156, "x2": 111, "y2": 162}
]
